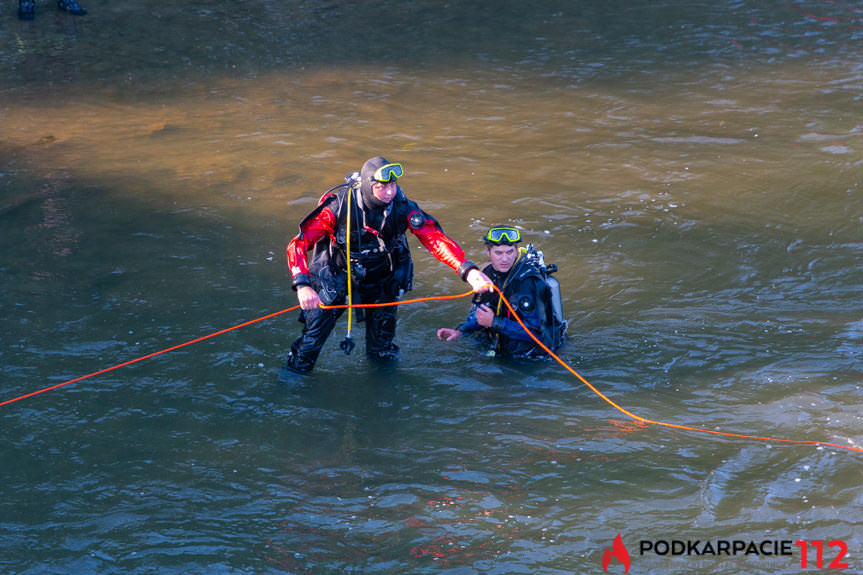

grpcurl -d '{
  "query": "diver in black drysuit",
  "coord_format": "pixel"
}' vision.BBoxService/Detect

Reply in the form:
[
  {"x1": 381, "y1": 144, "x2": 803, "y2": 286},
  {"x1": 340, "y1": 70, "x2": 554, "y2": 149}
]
[{"x1": 437, "y1": 225, "x2": 566, "y2": 358}]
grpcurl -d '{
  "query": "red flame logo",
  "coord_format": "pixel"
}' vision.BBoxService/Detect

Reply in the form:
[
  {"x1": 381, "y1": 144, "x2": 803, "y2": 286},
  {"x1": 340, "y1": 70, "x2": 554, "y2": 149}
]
[{"x1": 602, "y1": 533, "x2": 630, "y2": 573}]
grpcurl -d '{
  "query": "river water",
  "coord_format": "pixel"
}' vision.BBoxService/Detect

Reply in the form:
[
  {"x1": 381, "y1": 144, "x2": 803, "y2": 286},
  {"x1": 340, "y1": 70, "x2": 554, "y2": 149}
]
[{"x1": 1, "y1": 1, "x2": 861, "y2": 573}]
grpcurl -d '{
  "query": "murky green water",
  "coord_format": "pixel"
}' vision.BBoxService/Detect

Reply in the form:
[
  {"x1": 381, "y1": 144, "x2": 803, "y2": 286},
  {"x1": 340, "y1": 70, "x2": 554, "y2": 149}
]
[{"x1": 2, "y1": 1, "x2": 861, "y2": 573}]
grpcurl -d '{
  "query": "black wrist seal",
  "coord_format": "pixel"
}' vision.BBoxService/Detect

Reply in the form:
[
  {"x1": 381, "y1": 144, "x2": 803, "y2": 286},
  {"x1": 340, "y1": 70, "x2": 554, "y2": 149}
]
[
  {"x1": 457, "y1": 261, "x2": 478, "y2": 281},
  {"x1": 291, "y1": 273, "x2": 311, "y2": 291}
]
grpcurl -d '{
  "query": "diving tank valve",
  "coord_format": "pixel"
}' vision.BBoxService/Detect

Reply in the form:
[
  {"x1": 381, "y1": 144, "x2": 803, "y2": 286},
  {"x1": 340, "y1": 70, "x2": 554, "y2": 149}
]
[{"x1": 345, "y1": 171, "x2": 361, "y2": 189}]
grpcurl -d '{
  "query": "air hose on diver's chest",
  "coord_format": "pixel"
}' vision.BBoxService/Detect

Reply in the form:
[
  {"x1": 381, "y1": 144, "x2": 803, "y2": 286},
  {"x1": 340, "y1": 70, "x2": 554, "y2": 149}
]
[{"x1": 339, "y1": 172, "x2": 361, "y2": 355}]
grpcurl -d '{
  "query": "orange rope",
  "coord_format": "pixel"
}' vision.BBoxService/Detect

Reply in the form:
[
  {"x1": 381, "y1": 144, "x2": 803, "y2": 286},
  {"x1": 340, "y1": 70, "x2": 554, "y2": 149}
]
[
  {"x1": 320, "y1": 289, "x2": 475, "y2": 310},
  {"x1": 0, "y1": 305, "x2": 301, "y2": 408},
  {"x1": 3, "y1": 286, "x2": 861, "y2": 457},
  {"x1": 488, "y1": 284, "x2": 863, "y2": 455},
  {"x1": 0, "y1": 291, "x2": 477, "y2": 408}
]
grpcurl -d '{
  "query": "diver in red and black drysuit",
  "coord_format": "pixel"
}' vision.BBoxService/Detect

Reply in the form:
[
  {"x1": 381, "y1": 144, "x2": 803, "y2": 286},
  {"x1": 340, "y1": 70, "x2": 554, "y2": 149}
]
[{"x1": 283, "y1": 156, "x2": 492, "y2": 374}]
